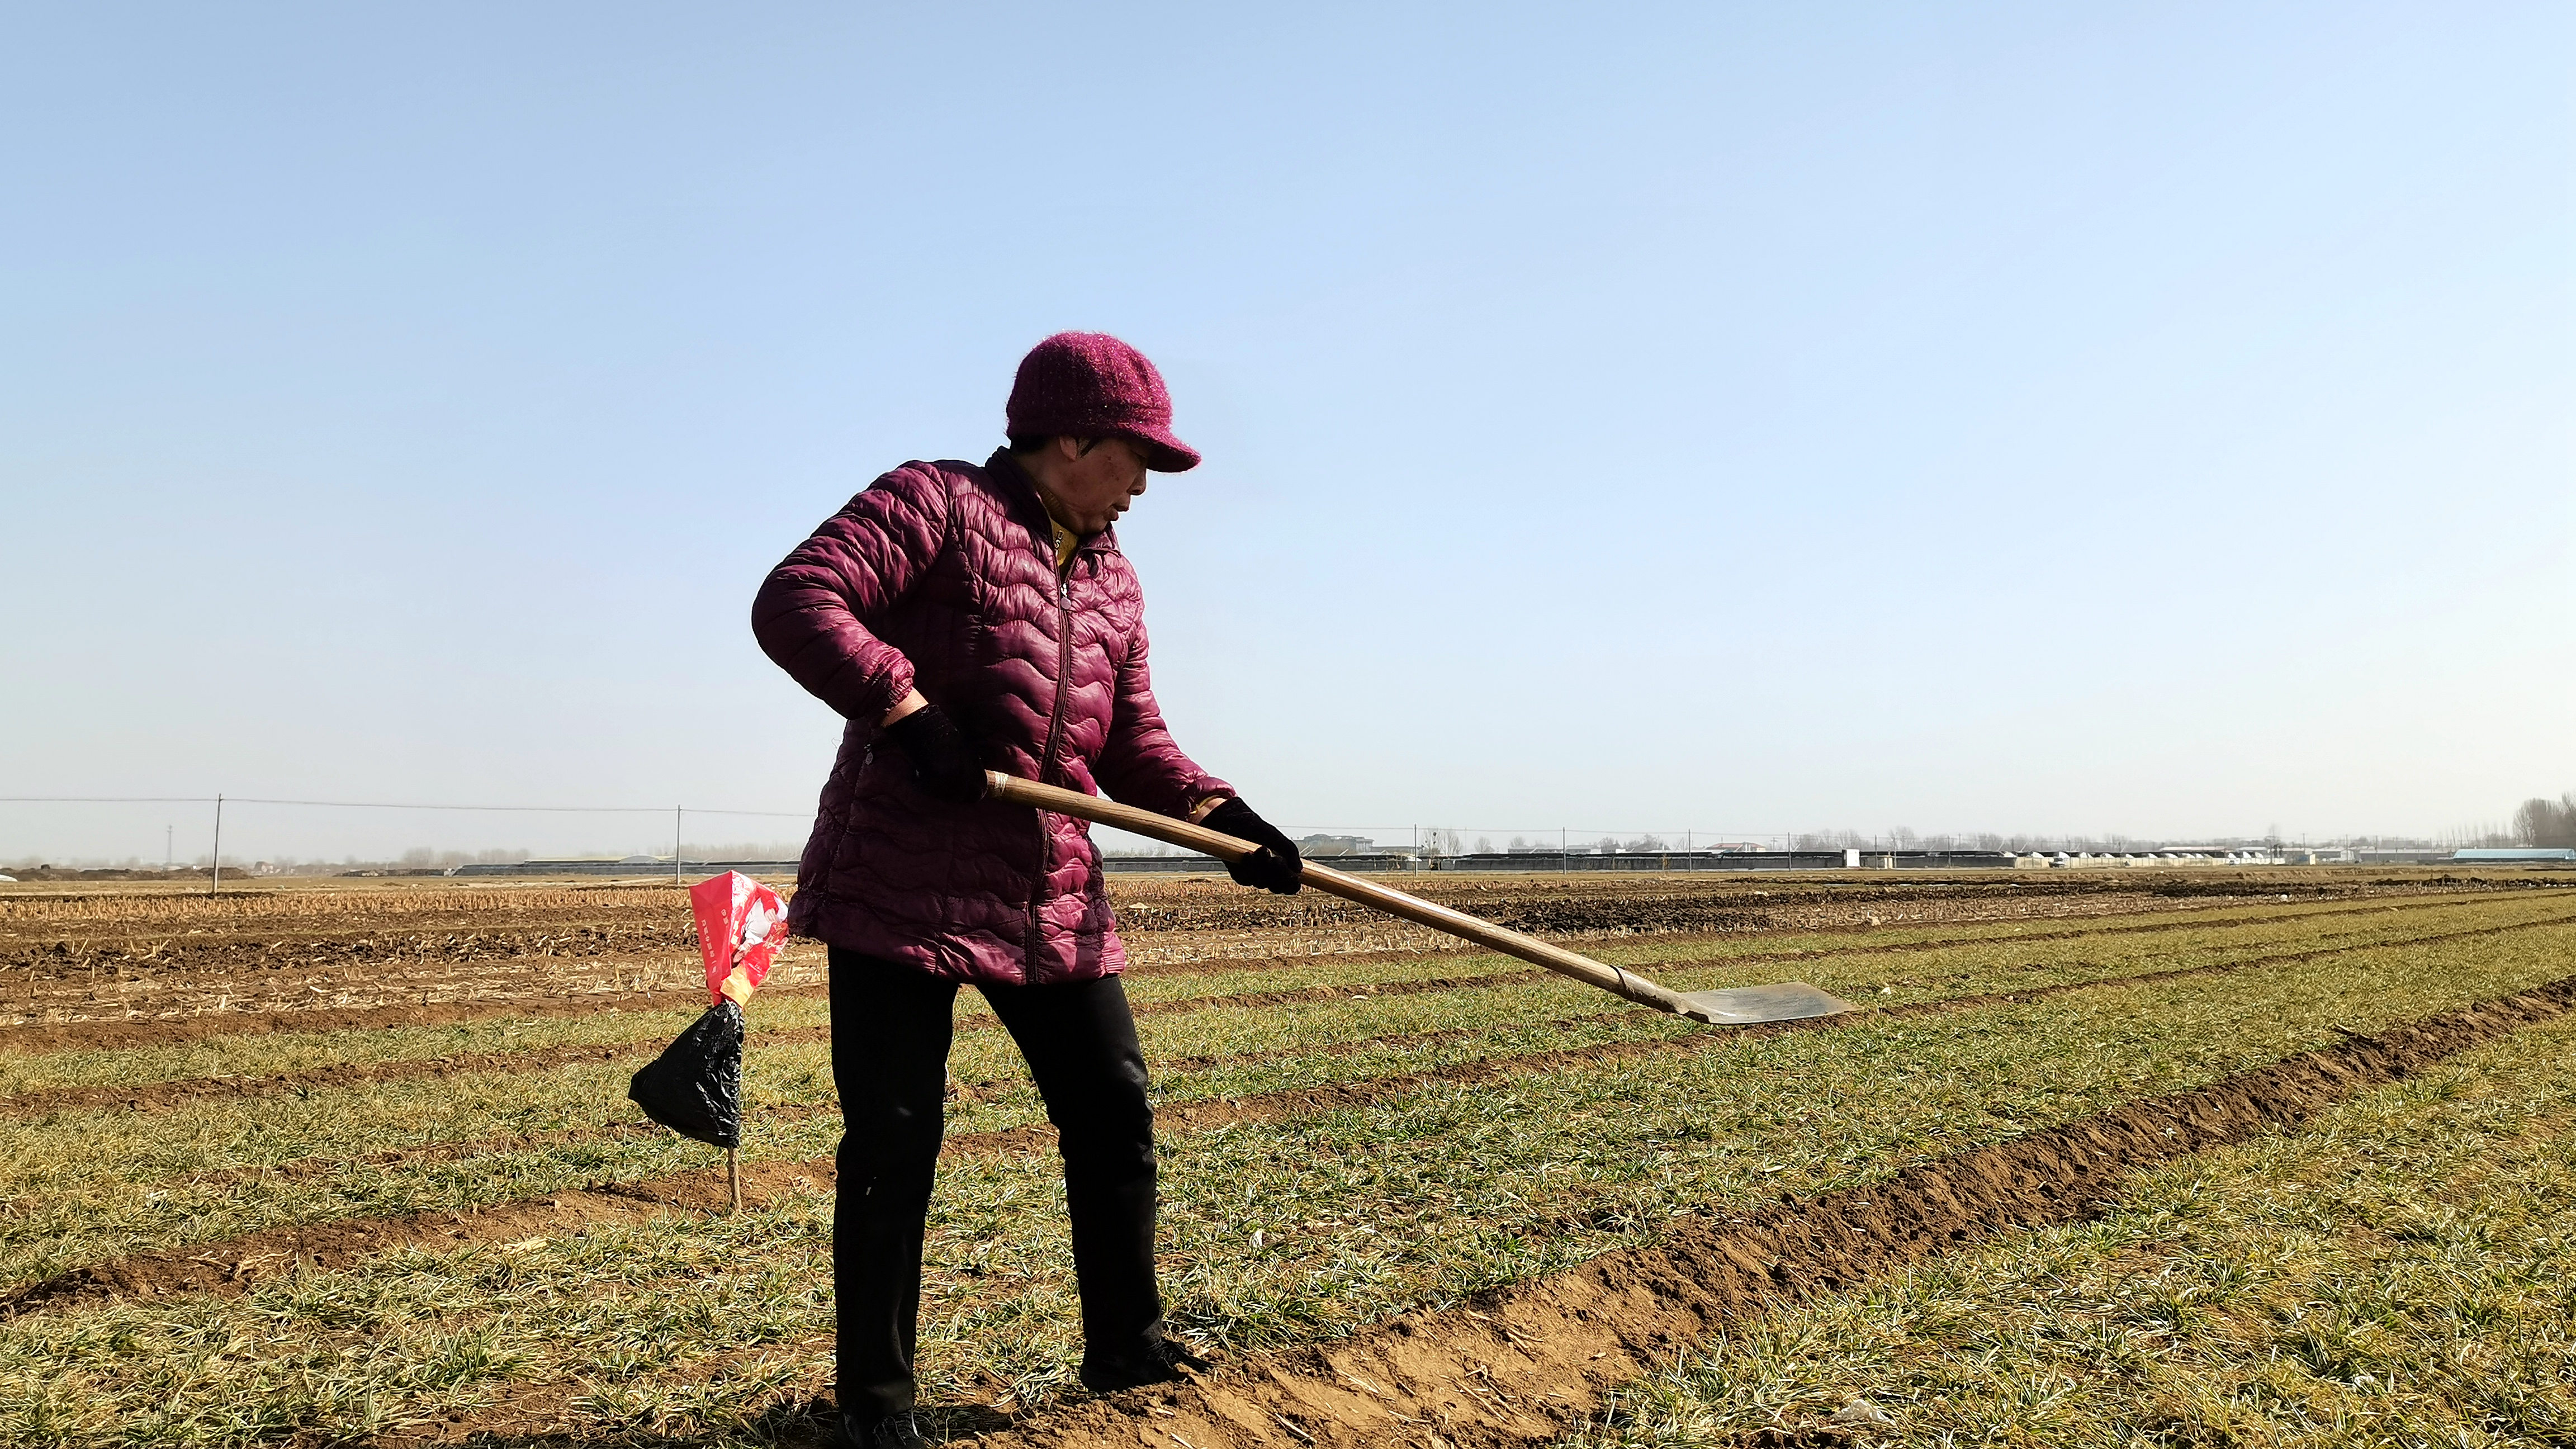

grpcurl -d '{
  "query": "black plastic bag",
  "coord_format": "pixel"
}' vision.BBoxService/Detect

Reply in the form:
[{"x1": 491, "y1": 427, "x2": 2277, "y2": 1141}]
[{"x1": 628, "y1": 1000, "x2": 745, "y2": 1149}]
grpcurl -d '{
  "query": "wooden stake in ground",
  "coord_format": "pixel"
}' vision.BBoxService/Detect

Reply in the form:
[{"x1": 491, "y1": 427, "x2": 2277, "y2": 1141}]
[{"x1": 628, "y1": 872, "x2": 789, "y2": 1213}]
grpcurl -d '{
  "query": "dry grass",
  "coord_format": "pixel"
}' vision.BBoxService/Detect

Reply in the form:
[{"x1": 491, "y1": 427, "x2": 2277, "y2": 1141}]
[
  {"x1": 1, "y1": 906, "x2": 2569, "y2": 1442},
  {"x1": 1574, "y1": 1014, "x2": 2576, "y2": 1448},
  {"x1": 4, "y1": 898, "x2": 2568, "y2": 1294}
]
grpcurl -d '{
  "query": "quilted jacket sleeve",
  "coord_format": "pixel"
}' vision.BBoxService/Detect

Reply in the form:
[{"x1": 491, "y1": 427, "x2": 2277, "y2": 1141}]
[
  {"x1": 752, "y1": 466, "x2": 949, "y2": 723},
  {"x1": 1093, "y1": 619, "x2": 1233, "y2": 818}
]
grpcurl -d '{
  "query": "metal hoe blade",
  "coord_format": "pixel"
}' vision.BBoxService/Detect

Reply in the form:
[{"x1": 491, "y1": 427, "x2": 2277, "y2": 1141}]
[{"x1": 1675, "y1": 981, "x2": 1854, "y2": 1026}]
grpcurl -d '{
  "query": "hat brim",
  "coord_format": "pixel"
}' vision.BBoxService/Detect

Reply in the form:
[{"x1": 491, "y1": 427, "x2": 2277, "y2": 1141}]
[{"x1": 1117, "y1": 425, "x2": 1200, "y2": 472}]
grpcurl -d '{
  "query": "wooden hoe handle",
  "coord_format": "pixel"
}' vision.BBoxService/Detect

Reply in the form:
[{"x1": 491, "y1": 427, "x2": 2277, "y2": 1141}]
[{"x1": 981, "y1": 771, "x2": 1706, "y2": 1019}]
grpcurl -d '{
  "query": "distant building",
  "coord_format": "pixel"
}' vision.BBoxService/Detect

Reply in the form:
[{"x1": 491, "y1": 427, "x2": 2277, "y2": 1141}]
[
  {"x1": 450, "y1": 856, "x2": 798, "y2": 877},
  {"x1": 2452, "y1": 848, "x2": 2576, "y2": 863},
  {"x1": 1296, "y1": 834, "x2": 1375, "y2": 857}
]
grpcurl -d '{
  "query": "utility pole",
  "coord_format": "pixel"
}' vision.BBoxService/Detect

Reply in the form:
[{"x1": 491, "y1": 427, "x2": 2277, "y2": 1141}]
[
  {"x1": 165, "y1": 825, "x2": 172, "y2": 872},
  {"x1": 674, "y1": 806, "x2": 683, "y2": 886},
  {"x1": 210, "y1": 794, "x2": 224, "y2": 898}
]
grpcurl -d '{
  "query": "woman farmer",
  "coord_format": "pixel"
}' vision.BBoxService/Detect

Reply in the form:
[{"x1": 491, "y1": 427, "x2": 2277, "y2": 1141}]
[{"x1": 753, "y1": 332, "x2": 1304, "y2": 1449}]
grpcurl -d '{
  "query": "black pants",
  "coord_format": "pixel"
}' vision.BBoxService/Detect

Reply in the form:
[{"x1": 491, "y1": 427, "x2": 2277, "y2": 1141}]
[{"x1": 828, "y1": 948, "x2": 1164, "y2": 1419}]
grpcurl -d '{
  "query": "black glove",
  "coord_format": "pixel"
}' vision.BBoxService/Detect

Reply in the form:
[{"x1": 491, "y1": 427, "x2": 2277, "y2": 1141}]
[
  {"x1": 883, "y1": 704, "x2": 988, "y2": 804},
  {"x1": 1202, "y1": 797, "x2": 1301, "y2": 894}
]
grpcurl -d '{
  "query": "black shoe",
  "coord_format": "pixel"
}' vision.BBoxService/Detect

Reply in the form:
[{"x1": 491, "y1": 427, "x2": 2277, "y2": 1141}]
[
  {"x1": 1079, "y1": 1335, "x2": 1212, "y2": 1393},
  {"x1": 831, "y1": 1412, "x2": 926, "y2": 1449}
]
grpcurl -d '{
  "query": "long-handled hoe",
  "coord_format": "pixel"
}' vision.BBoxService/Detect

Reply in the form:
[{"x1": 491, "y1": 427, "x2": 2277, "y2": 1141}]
[{"x1": 984, "y1": 773, "x2": 1853, "y2": 1026}]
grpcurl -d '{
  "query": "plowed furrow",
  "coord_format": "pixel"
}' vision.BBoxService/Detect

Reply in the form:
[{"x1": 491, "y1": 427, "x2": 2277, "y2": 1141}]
[{"x1": 970, "y1": 974, "x2": 2576, "y2": 1449}]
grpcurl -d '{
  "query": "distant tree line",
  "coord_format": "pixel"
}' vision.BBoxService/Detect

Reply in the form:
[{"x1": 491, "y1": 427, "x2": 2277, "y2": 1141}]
[
  {"x1": 2516, "y1": 793, "x2": 2576, "y2": 849},
  {"x1": 1094, "y1": 794, "x2": 2576, "y2": 864}
]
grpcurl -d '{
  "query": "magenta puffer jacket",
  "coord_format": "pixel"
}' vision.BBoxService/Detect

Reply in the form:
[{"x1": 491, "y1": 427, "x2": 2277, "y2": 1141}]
[{"x1": 753, "y1": 449, "x2": 1230, "y2": 986}]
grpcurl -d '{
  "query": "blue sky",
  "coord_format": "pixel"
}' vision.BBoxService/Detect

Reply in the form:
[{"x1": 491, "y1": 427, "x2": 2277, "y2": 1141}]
[{"x1": 4, "y1": 3, "x2": 2569, "y2": 863}]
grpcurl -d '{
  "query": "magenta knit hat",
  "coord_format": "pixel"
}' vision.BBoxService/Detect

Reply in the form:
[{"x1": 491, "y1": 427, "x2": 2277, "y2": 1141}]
[{"x1": 1005, "y1": 332, "x2": 1201, "y2": 472}]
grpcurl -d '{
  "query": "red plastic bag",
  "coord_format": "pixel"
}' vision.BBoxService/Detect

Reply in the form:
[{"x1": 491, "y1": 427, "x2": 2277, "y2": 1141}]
[{"x1": 690, "y1": 871, "x2": 789, "y2": 1005}]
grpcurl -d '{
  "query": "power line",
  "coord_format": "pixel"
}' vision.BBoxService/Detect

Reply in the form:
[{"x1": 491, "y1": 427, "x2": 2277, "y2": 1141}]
[
  {"x1": 0, "y1": 795, "x2": 808, "y2": 817},
  {"x1": 236, "y1": 798, "x2": 811, "y2": 817},
  {"x1": 0, "y1": 796, "x2": 214, "y2": 804},
  {"x1": 3, "y1": 799, "x2": 1767, "y2": 834}
]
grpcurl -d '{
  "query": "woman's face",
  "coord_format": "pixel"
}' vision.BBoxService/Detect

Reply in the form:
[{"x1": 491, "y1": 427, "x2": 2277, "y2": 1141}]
[{"x1": 1034, "y1": 435, "x2": 1151, "y2": 534}]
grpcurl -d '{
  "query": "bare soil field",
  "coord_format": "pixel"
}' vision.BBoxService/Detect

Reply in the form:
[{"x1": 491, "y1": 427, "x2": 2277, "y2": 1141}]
[
  {"x1": 0, "y1": 868, "x2": 2509, "y2": 1034},
  {"x1": 3, "y1": 868, "x2": 2572, "y2": 1446}
]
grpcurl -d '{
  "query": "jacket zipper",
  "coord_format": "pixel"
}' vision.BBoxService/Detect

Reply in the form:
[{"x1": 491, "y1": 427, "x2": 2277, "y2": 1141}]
[{"x1": 1027, "y1": 558, "x2": 1076, "y2": 974}]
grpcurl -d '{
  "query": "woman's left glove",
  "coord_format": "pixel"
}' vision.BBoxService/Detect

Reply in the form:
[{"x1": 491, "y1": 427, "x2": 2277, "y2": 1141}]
[{"x1": 1201, "y1": 797, "x2": 1303, "y2": 894}]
